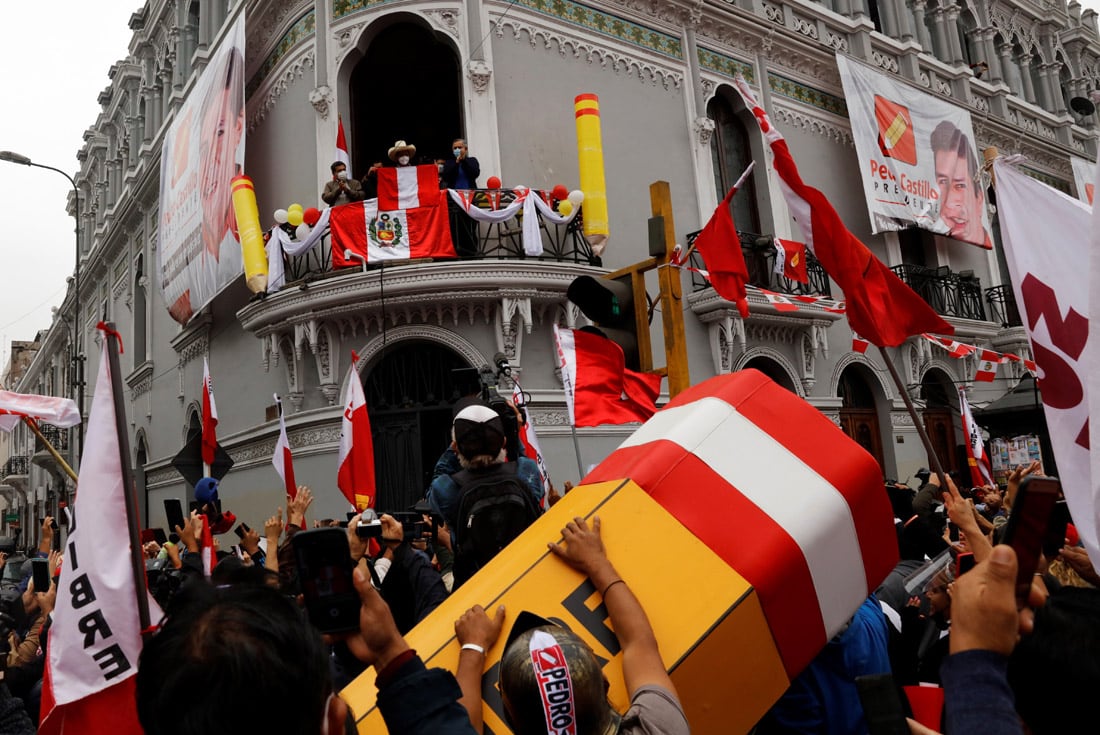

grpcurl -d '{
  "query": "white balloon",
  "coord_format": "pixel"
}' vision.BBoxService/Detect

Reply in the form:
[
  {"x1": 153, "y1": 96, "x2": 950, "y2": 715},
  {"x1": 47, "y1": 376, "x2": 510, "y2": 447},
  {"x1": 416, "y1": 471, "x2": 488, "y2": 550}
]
[
  {"x1": 274, "y1": 209, "x2": 289, "y2": 225},
  {"x1": 295, "y1": 223, "x2": 311, "y2": 240},
  {"x1": 567, "y1": 189, "x2": 585, "y2": 206}
]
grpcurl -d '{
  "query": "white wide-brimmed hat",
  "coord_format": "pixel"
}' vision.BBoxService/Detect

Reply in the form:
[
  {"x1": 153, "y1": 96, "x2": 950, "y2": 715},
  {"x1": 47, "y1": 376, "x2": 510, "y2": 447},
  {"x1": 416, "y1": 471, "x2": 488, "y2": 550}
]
[{"x1": 387, "y1": 140, "x2": 416, "y2": 161}]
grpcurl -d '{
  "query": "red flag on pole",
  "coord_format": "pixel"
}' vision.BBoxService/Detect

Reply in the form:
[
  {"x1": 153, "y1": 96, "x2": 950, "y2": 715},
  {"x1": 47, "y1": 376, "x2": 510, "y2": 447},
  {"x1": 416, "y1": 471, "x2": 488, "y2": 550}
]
[
  {"x1": 959, "y1": 387, "x2": 994, "y2": 487},
  {"x1": 39, "y1": 340, "x2": 155, "y2": 735},
  {"x1": 0, "y1": 391, "x2": 81, "y2": 432},
  {"x1": 692, "y1": 165, "x2": 754, "y2": 318},
  {"x1": 201, "y1": 357, "x2": 218, "y2": 468},
  {"x1": 513, "y1": 383, "x2": 552, "y2": 506},
  {"x1": 337, "y1": 353, "x2": 376, "y2": 511},
  {"x1": 272, "y1": 394, "x2": 297, "y2": 499},
  {"x1": 335, "y1": 116, "x2": 351, "y2": 178},
  {"x1": 733, "y1": 77, "x2": 952, "y2": 347},
  {"x1": 973, "y1": 349, "x2": 1000, "y2": 383},
  {"x1": 773, "y1": 238, "x2": 809, "y2": 283},
  {"x1": 554, "y1": 325, "x2": 661, "y2": 427},
  {"x1": 200, "y1": 515, "x2": 216, "y2": 578}
]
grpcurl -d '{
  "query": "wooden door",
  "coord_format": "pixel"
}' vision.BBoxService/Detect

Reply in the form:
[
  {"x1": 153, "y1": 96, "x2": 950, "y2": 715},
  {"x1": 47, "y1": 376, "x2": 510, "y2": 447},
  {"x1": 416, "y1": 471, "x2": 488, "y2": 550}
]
[
  {"x1": 840, "y1": 408, "x2": 885, "y2": 473},
  {"x1": 923, "y1": 409, "x2": 956, "y2": 475}
]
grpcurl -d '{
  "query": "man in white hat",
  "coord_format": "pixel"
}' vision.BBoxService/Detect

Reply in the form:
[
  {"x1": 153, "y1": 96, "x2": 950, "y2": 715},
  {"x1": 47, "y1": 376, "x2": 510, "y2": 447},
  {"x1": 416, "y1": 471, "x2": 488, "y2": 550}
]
[{"x1": 388, "y1": 140, "x2": 416, "y2": 167}]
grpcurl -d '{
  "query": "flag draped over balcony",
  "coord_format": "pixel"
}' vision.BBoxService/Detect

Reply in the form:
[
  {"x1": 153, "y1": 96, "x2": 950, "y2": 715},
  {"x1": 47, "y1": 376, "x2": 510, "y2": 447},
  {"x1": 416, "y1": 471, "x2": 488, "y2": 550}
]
[{"x1": 733, "y1": 77, "x2": 952, "y2": 347}]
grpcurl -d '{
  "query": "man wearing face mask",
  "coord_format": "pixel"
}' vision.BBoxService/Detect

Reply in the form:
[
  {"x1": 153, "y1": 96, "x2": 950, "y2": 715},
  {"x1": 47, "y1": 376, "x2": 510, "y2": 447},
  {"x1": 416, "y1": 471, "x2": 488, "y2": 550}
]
[
  {"x1": 322, "y1": 161, "x2": 365, "y2": 207},
  {"x1": 440, "y1": 138, "x2": 480, "y2": 190},
  {"x1": 388, "y1": 140, "x2": 417, "y2": 168}
]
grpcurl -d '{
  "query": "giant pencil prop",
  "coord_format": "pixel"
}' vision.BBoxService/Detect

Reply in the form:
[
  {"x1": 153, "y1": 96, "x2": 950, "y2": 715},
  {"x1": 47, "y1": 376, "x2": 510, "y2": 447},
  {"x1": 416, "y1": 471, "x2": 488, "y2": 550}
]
[
  {"x1": 574, "y1": 94, "x2": 609, "y2": 255},
  {"x1": 231, "y1": 175, "x2": 267, "y2": 293},
  {"x1": 341, "y1": 370, "x2": 897, "y2": 733}
]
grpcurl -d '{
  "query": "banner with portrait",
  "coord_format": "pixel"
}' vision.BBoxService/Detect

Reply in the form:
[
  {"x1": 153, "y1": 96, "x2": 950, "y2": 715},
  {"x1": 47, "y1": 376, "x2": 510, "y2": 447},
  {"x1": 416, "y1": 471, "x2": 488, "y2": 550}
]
[
  {"x1": 1071, "y1": 156, "x2": 1095, "y2": 205},
  {"x1": 158, "y1": 16, "x2": 246, "y2": 324},
  {"x1": 837, "y1": 55, "x2": 992, "y2": 249}
]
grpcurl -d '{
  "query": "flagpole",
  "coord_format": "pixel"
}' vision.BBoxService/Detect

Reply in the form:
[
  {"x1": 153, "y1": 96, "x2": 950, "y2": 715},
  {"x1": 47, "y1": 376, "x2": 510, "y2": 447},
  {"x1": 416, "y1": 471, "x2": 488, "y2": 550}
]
[
  {"x1": 21, "y1": 417, "x2": 78, "y2": 483},
  {"x1": 570, "y1": 424, "x2": 585, "y2": 478},
  {"x1": 679, "y1": 162, "x2": 755, "y2": 266},
  {"x1": 877, "y1": 345, "x2": 950, "y2": 488},
  {"x1": 101, "y1": 322, "x2": 153, "y2": 636}
]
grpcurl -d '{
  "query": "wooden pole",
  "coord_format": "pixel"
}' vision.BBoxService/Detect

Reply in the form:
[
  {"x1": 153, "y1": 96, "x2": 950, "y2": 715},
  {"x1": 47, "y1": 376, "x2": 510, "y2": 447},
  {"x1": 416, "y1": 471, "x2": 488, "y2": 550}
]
[
  {"x1": 649, "y1": 181, "x2": 691, "y2": 397},
  {"x1": 21, "y1": 417, "x2": 78, "y2": 484},
  {"x1": 102, "y1": 323, "x2": 153, "y2": 637}
]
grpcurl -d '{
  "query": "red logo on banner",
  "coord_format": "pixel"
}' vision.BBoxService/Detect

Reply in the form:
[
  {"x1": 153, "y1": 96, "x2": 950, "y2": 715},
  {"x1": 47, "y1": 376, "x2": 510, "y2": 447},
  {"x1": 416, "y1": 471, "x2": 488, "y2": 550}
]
[{"x1": 874, "y1": 96, "x2": 917, "y2": 166}]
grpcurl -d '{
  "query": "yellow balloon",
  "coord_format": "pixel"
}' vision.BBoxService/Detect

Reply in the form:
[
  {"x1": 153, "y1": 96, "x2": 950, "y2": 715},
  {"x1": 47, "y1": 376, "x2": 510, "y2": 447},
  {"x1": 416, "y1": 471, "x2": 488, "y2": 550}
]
[
  {"x1": 557, "y1": 200, "x2": 574, "y2": 217},
  {"x1": 288, "y1": 203, "x2": 304, "y2": 213},
  {"x1": 287, "y1": 209, "x2": 304, "y2": 227}
]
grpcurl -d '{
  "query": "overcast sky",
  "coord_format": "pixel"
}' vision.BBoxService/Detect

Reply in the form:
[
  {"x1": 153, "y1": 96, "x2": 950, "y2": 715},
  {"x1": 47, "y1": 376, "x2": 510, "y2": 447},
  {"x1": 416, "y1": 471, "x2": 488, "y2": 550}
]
[
  {"x1": 3, "y1": 1, "x2": 1100, "y2": 376},
  {"x1": 0, "y1": 2, "x2": 140, "y2": 378}
]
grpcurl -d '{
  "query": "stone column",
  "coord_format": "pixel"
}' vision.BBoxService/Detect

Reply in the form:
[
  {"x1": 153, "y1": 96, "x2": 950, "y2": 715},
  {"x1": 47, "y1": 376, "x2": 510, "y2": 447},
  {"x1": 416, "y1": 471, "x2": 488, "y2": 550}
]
[
  {"x1": 149, "y1": 73, "x2": 163, "y2": 134},
  {"x1": 945, "y1": 7, "x2": 965, "y2": 65},
  {"x1": 895, "y1": 0, "x2": 915, "y2": 42},
  {"x1": 930, "y1": 7, "x2": 951, "y2": 63},
  {"x1": 198, "y1": 0, "x2": 212, "y2": 50},
  {"x1": 911, "y1": 0, "x2": 934, "y2": 53},
  {"x1": 160, "y1": 66, "x2": 172, "y2": 121},
  {"x1": 1042, "y1": 64, "x2": 1065, "y2": 114},
  {"x1": 1018, "y1": 53, "x2": 1037, "y2": 104},
  {"x1": 981, "y1": 29, "x2": 1003, "y2": 84},
  {"x1": 878, "y1": 0, "x2": 899, "y2": 37},
  {"x1": 998, "y1": 43, "x2": 1020, "y2": 96}
]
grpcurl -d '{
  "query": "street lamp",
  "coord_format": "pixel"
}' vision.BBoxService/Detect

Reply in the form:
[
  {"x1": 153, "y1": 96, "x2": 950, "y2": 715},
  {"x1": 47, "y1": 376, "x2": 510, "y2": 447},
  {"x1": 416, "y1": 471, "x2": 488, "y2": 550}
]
[{"x1": 0, "y1": 150, "x2": 84, "y2": 472}]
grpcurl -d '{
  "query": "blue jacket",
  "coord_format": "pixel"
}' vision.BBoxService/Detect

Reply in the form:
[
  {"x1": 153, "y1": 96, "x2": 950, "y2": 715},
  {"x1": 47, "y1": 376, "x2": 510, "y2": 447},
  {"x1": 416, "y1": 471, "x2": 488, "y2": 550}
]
[{"x1": 427, "y1": 451, "x2": 543, "y2": 533}]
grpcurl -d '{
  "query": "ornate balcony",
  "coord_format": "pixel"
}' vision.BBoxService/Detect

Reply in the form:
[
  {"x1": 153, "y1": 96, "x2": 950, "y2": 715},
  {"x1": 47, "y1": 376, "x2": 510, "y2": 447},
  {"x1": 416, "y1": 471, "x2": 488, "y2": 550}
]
[
  {"x1": 684, "y1": 230, "x2": 833, "y2": 298},
  {"x1": 984, "y1": 285, "x2": 1023, "y2": 329},
  {"x1": 890, "y1": 264, "x2": 986, "y2": 321},
  {"x1": 1, "y1": 456, "x2": 28, "y2": 483}
]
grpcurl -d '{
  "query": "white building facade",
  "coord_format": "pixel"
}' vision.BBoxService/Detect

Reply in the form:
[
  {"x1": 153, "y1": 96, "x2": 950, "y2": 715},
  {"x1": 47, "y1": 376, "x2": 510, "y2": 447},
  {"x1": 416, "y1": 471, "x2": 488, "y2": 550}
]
[{"x1": 8, "y1": 0, "x2": 1099, "y2": 531}]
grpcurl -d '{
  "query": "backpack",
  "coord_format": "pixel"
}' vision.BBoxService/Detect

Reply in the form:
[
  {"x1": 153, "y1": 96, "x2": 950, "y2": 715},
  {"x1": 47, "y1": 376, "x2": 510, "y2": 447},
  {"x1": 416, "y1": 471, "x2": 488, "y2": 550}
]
[{"x1": 451, "y1": 462, "x2": 539, "y2": 583}]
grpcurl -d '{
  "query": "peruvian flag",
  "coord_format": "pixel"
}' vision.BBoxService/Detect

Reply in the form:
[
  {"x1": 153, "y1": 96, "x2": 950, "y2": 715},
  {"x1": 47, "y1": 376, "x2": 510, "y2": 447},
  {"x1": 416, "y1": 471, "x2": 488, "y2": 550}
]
[
  {"x1": 513, "y1": 383, "x2": 552, "y2": 506},
  {"x1": 335, "y1": 116, "x2": 351, "y2": 177},
  {"x1": 39, "y1": 340, "x2": 157, "y2": 735},
  {"x1": 852, "y1": 334, "x2": 871, "y2": 354},
  {"x1": 959, "y1": 387, "x2": 994, "y2": 487},
  {"x1": 272, "y1": 394, "x2": 297, "y2": 499},
  {"x1": 376, "y1": 165, "x2": 441, "y2": 211},
  {"x1": 973, "y1": 349, "x2": 1001, "y2": 382},
  {"x1": 761, "y1": 289, "x2": 799, "y2": 313},
  {"x1": 733, "y1": 77, "x2": 952, "y2": 347},
  {"x1": 337, "y1": 353, "x2": 376, "y2": 511},
  {"x1": 0, "y1": 390, "x2": 81, "y2": 433},
  {"x1": 330, "y1": 189, "x2": 456, "y2": 267},
  {"x1": 554, "y1": 324, "x2": 662, "y2": 427},
  {"x1": 773, "y1": 238, "x2": 809, "y2": 283},
  {"x1": 201, "y1": 357, "x2": 218, "y2": 468},
  {"x1": 926, "y1": 335, "x2": 977, "y2": 358},
  {"x1": 692, "y1": 169, "x2": 753, "y2": 318}
]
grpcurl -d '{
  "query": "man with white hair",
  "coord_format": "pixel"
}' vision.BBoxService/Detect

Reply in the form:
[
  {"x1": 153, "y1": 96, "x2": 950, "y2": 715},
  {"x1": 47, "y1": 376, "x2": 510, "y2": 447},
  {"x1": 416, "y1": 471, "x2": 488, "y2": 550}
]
[{"x1": 427, "y1": 401, "x2": 543, "y2": 586}]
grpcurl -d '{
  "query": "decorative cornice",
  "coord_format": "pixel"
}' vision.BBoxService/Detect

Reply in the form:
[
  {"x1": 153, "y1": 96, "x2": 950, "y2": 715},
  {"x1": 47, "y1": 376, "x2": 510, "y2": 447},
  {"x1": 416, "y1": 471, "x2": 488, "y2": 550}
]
[
  {"x1": 126, "y1": 360, "x2": 155, "y2": 399},
  {"x1": 170, "y1": 312, "x2": 212, "y2": 364},
  {"x1": 247, "y1": 49, "x2": 316, "y2": 133}
]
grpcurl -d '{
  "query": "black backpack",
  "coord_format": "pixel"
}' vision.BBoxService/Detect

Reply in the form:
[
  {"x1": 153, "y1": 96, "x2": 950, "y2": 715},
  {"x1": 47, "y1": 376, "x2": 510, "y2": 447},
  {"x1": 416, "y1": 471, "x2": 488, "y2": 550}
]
[{"x1": 451, "y1": 462, "x2": 539, "y2": 584}]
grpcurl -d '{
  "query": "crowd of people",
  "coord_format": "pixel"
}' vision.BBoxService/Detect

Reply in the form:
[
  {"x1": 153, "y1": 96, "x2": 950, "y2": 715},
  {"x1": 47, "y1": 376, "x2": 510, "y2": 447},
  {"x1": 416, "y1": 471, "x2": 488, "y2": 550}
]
[{"x1": 0, "y1": 395, "x2": 1097, "y2": 734}]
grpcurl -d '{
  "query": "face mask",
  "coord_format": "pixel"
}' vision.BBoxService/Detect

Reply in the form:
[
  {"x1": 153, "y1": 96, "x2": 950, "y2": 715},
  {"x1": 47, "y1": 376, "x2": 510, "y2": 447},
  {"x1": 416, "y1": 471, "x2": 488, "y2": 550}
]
[
  {"x1": 398, "y1": 156, "x2": 410, "y2": 166},
  {"x1": 336, "y1": 170, "x2": 348, "y2": 180},
  {"x1": 454, "y1": 147, "x2": 463, "y2": 158}
]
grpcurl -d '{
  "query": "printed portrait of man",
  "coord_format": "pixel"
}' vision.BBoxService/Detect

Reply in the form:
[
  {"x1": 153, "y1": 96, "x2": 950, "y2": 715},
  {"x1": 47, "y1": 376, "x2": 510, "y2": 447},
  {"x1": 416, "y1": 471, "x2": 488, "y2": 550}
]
[{"x1": 929, "y1": 121, "x2": 992, "y2": 249}]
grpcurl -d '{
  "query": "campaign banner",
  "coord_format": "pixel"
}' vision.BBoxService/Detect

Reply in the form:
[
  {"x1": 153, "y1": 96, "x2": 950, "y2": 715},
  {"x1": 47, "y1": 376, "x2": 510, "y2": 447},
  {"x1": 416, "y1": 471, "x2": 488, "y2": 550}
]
[
  {"x1": 158, "y1": 16, "x2": 246, "y2": 324},
  {"x1": 837, "y1": 55, "x2": 991, "y2": 249},
  {"x1": 1071, "y1": 156, "x2": 1095, "y2": 205}
]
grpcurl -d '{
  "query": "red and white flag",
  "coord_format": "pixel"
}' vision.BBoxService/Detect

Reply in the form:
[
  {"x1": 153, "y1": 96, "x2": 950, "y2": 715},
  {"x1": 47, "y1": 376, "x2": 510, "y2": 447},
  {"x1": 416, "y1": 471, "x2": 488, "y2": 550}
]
[
  {"x1": 329, "y1": 189, "x2": 456, "y2": 267},
  {"x1": 926, "y1": 335, "x2": 977, "y2": 358},
  {"x1": 995, "y1": 158, "x2": 1098, "y2": 570},
  {"x1": 959, "y1": 387, "x2": 994, "y2": 488},
  {"x1": 335, "y1": 116, "x2": 351, "y2": 178},
  {"x1": 732, "y1": 77, "x2": 952, "y2": 347},
  {"x1": 773, "y1": 238, "x2": 809, "y2": 283},
  {"x1": 973, "y1": 349, "x2": 1001, "y2": 383},
  {"x1": 376, "y1": 165, "x2": 442, "y2": 211},
  {"x1": 852, "y1": 334, "x2": 871, "y2": 354},
  {"x1": 272, "y1": 394, "x2": 297, "y2": 499},
  {"x1": 39, "y1": 342, "x2": 157, "y2": 735},
  {"x1": 513, "y1": 383, "x2": 552, "y2": 506},
  {"x1": 584, "y1": 369, "x2": 897, "y2": 678},
  {"x1": 337, "y1": 353, "x2": 376, "y2": 511},
  {"x1": 201, "y1": 357, "x2": 218, "y2": 468},
  {"x1": 0, "y1": 390, "x2": 80, "y2": 433},
  {"x1": 554, "y1": 325, "x2": 661, "y2": 427},
  {"x1": 761, "y1": 289, "x2": 799, "y2": 313}
]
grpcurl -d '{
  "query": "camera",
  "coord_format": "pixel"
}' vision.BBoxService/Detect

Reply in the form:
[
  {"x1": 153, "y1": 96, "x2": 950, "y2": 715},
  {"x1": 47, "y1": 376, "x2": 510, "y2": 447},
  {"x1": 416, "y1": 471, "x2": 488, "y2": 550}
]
[{"x1": 355, "y1": 508, "x2": 383, "y2": 539}]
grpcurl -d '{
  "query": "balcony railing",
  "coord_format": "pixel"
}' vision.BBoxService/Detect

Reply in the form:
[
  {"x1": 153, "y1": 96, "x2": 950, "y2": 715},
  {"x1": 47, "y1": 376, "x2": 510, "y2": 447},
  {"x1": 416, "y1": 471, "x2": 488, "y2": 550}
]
[
  {"x1": 890, "y1": 264, "x2": 986, "y2": 321},
  {"x1": 279, "y1": 190, "x2": 598, "y2": 286},
  {"x1": 35, "y1": 425, "x2": 69, "y2": 454},
  {"x1": 985, "y1": 285, "x2": 1022, "y2": 329},
  {"x1": 684, "y1": 230, "x2": 833, "y2": 298},
  {"x1": 1, "y1": 456, "x2": 28, "y2": 482}
]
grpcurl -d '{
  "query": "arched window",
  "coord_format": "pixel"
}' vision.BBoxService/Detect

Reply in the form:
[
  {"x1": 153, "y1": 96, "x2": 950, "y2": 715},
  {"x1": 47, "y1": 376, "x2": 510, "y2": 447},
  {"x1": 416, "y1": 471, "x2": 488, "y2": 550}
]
[{"x1": 707, "y1": 93, "x2": 761, "y2": 233}]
